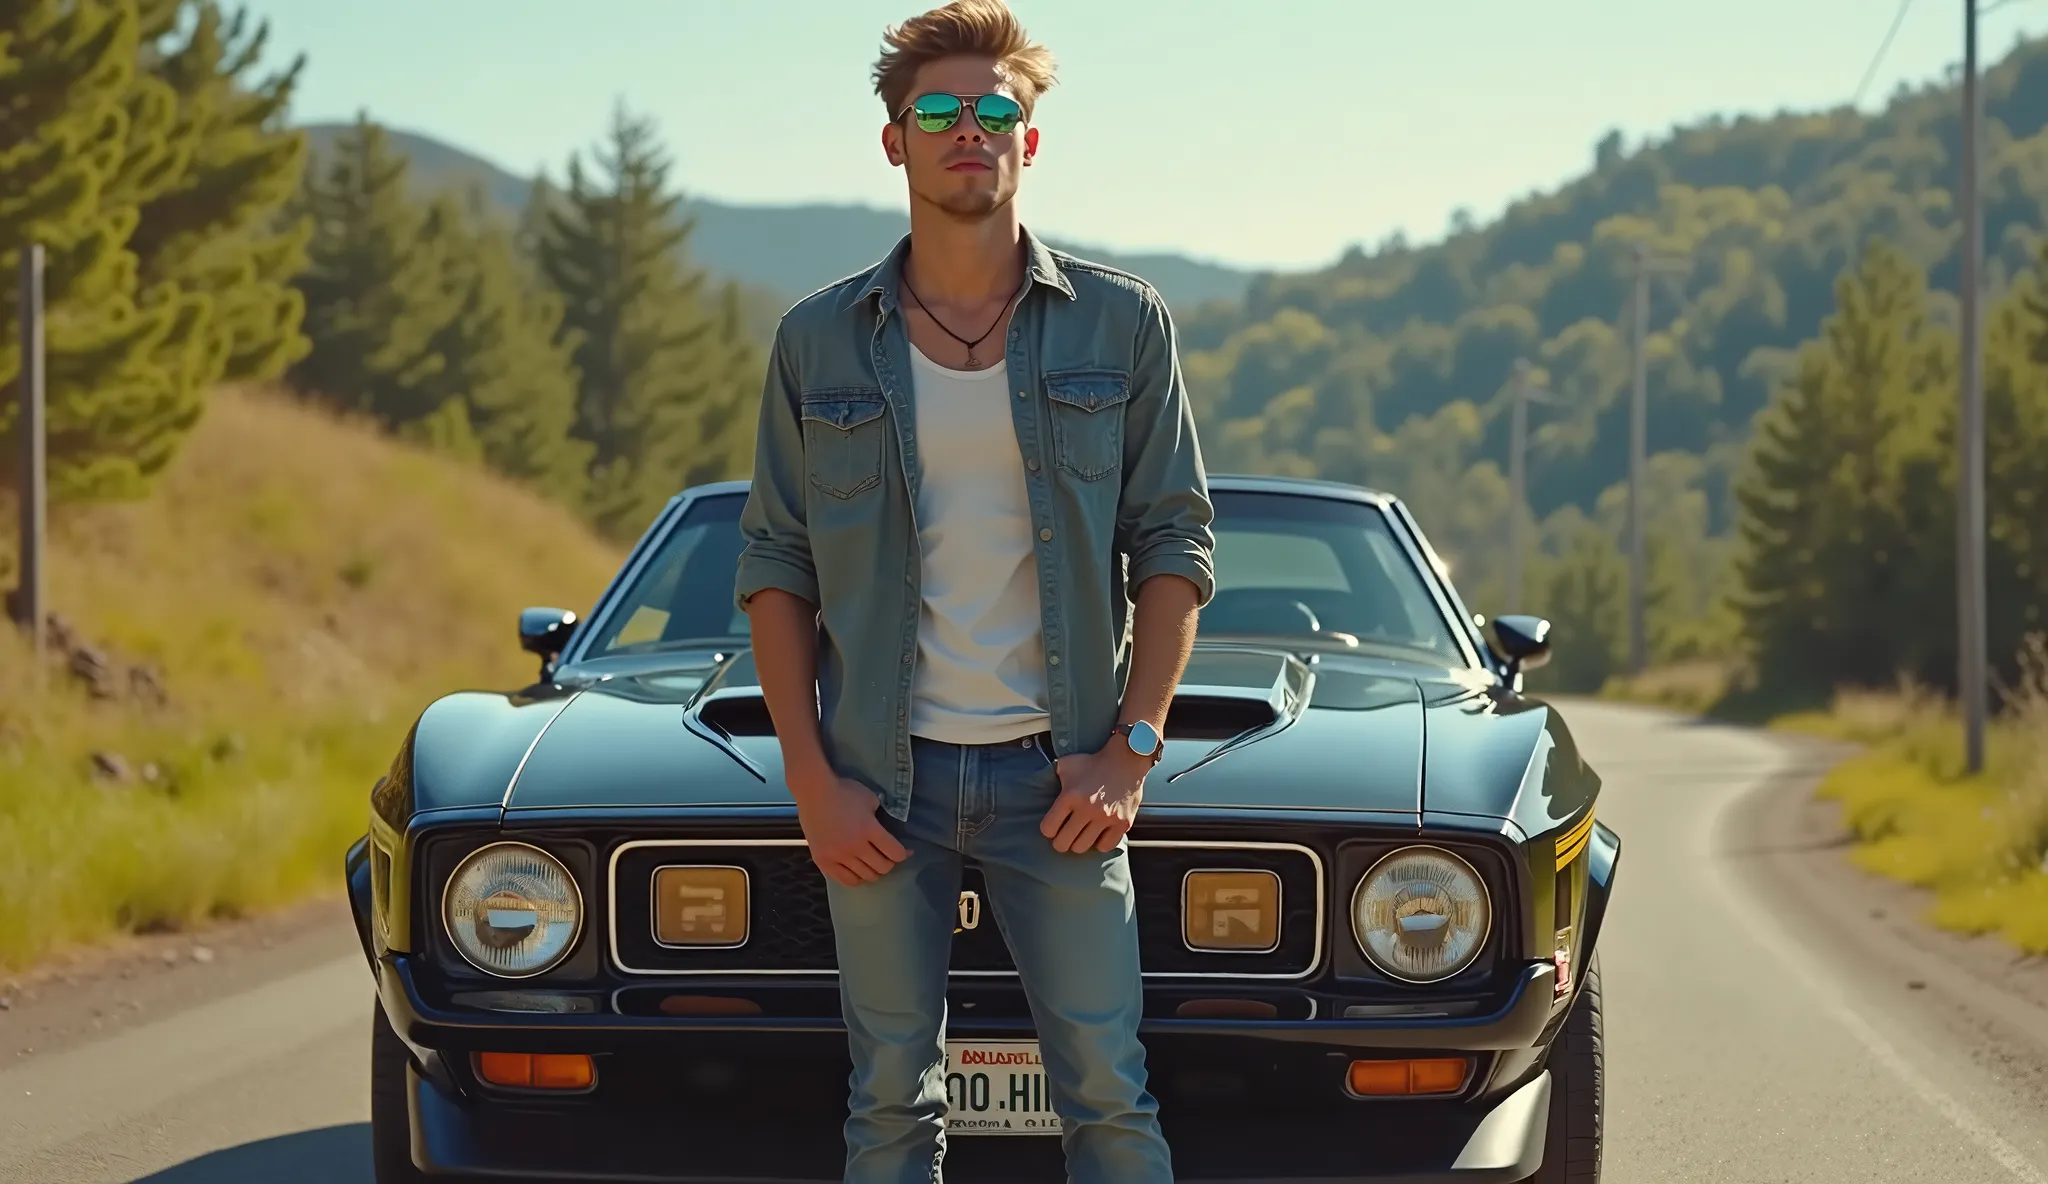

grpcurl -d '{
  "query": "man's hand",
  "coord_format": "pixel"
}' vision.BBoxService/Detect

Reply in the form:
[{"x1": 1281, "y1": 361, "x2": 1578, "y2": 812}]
[
  {"x1": 1040, "y1": 743, "x2": 1152, "y2": 854},
  {"x1": 791, "y1": 772, "x2": 910, "y2": 887}
]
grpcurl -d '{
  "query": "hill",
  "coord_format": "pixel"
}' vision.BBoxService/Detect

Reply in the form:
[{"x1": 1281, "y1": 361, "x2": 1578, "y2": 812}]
[
  {"x1": 1175, "y1": 35, "x2": 2048, "y2": 618},
  {"x1": 299, "y1": 122, "x2": 1260, "y2": 315},
  {"x1": 0, "y1": 389, "x2": 625, "y2": 970}
]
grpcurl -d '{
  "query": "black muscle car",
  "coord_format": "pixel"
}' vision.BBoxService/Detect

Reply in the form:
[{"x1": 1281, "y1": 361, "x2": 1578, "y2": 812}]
[{"x1": 348, "y1": 474, "x2": 1620, "y2": 1183}]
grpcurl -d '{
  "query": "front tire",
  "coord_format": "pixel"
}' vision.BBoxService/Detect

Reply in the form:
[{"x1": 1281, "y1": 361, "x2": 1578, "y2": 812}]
[
  {"x1": 1533, "y1": 954, "x2": 1603, "y2": 1182},
  {"x1": 372, "y1": 1000, "x2": 428, "y2": 1183}
]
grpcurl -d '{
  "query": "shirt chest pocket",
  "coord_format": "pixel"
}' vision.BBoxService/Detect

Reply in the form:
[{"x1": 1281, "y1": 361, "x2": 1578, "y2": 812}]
[
  {"x1": 800, "y1": 388, "x2": 888, "y2": 500},
  {"x1": 1044, "y1": 369, "x2": 1131, "y2": 481}
]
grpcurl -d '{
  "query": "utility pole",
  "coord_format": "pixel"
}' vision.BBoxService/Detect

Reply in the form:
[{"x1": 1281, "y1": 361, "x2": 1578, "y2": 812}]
[
  {"x1": 1505, "y1": 359, "x2": 1558, "y2": 614},
  {"x1": 1623, "y1": 242, "x2": 1690, "y2": 675},
  {"x1": 15, "y1": 243, "x2": 46, "y2": 676},
  {"x1": 1958, "y1": 0, "x2": 1988, "y2": 773},
  {"x1": 1628, "y1": 243, "x2": 1650, "y2": 675}
]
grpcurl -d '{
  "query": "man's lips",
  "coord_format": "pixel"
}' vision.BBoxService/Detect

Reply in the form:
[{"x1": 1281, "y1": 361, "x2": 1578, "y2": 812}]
[{"x1": 945, "y1": 159, "x2": 994, "y2": 172}]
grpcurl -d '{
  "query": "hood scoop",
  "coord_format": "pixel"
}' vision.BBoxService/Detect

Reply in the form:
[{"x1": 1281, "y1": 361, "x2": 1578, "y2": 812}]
[
  {"x1": 698, "y1": 691, "x2": 776, "y2": 737},
  {"x1": 680, "y1": 651, "x2": 774, "y2": 780},
  {"x1": 1165, "y1": 694, "x2": 1281, "y2": 741},
  {"x1": 1163, "y1": 648, "x2": 1312, "y2": 779}
]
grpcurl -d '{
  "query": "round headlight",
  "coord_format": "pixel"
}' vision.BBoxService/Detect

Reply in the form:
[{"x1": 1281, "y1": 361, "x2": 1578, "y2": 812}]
[
  {"x1": 1351, "y1": 846, "x2": 1491, "y2": 984},
  {"x1": 442, "y1": 842, "x2": 583, "y2": 978}
]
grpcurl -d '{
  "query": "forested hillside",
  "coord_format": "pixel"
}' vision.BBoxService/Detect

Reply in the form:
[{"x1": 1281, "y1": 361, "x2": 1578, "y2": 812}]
[
  {"x1": 297, "y1": 122, "x2": 1258, "y2": 314},
  {"x1": 1181, "y1": 37, "x2": 2048, "y2": 687}
]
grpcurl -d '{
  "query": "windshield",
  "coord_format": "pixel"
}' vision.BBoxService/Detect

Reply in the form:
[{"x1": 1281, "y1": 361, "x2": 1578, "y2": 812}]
[
  {"x1": 579, "y1": 493, "x2": 751, "y2": 657},
  {"x1": 578, "y1": 488, "x2": 1465, "y2": 663},
  {"x1": 1203, "y1": 490, "x2": 1464, "y2": 661}
]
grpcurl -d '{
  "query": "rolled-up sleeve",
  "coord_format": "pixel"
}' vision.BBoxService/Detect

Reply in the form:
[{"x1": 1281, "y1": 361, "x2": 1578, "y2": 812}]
[
  {"x1": 735, "y1": 323, "x2": 820, "y2": 610},
  {"x1": 1119, "y1": 288, "x2": 1216, "y2": 606}
]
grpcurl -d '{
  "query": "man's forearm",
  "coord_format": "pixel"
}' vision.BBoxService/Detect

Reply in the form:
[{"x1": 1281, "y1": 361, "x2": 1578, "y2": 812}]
[
  {"x1": 743, "y1": 588, "x2": 833, "y2": 794},
  {"x1": 1116, "y1": 574, "x2": 1203, "y2": 735}
]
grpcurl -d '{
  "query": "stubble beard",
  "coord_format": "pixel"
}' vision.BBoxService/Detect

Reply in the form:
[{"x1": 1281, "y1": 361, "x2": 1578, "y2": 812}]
[
  {"x1": 919, "y1": 175, "x2": 1009, "y2": 222},
  {"x1": 939, "y1": 190, "x2": 1002, "y2": 219}
]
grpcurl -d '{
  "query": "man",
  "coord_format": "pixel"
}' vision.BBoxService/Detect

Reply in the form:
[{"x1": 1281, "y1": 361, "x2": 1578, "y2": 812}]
[{"x1": 735, "y1": 2, "x2": 1213, "y2": 1180}]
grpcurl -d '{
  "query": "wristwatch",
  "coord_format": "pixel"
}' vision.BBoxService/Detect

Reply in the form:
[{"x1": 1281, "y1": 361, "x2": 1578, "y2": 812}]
[{"x1": 1115, "y1": 719, "x2": 1164, "y2": 766}]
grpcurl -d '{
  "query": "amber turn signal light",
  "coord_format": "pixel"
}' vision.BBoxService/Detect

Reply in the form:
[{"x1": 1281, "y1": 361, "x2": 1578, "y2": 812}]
[
  {"x1": 475, "y1": 1051, "x2": 596, "y2": 1090},
  {"x1": 1346, "y1": 1057, "x2": 1468, "y2": 1097}
]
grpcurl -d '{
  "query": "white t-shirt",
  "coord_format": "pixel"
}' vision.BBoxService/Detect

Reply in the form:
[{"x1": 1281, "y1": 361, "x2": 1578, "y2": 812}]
[{"x1": 905, "y1": 344, "x2": 1051, "y2": 744}]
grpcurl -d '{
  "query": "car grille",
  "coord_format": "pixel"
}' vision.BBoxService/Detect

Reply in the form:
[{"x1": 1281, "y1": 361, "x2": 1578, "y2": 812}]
[{"x1": 608, "y1": 839, "x2": 1324, "y2": 979}]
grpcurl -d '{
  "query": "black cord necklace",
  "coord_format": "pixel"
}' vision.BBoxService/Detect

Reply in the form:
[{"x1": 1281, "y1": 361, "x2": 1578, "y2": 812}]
[{"x1": 900, "y1": 268, "x2": 1026, "y2": 369}]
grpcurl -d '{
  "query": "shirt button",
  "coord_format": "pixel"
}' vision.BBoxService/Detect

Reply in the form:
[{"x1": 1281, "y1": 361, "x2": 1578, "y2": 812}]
[
  {"x1": 1026, "y1": 458, "x2": 1039, "y2": 472},
  {"x1": 1016, "y1": 389, "x2": 1027, "y2": 399},
  {"x1": 1039, "y1": 528, "x2": 1053, "y2": 541},
  {"x1": 1048, "y1": 654, "x2": 1060, "y2": 666}
]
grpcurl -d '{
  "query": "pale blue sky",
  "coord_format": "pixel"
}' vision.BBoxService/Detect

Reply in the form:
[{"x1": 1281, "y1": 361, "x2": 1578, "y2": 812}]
[{"x1": 248, "y1": 1, "x2": 2039, "y2": 270}]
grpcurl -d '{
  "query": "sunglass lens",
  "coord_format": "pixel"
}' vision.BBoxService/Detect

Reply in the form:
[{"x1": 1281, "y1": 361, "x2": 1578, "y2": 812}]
[
  {"x1": 912, "y1": 93, "x2": 962, "y2": 133},
  {"x1": 972, "y1": 94, "x2": 1023, "y2": 134}
]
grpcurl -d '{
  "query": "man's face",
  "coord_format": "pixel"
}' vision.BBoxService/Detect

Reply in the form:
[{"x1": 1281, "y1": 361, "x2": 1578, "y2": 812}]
[{"x1": 882, "y1": 55, "x2": 1039, "y2": 219}]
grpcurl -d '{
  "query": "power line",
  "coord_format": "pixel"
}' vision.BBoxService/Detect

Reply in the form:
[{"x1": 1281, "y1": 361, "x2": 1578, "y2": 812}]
[
  {"x1": 1786, "y1": 0, "x2": 1919, "y2": 211},
  {"x1": 1854, "y1": 0, "x2": 1920, "y2": 107}
]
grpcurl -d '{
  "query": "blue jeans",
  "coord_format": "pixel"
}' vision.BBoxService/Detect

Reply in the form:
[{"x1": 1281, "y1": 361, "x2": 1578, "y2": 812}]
[{"x1": 824, "y1": 734, "x2": 1173, "y2": 1183}]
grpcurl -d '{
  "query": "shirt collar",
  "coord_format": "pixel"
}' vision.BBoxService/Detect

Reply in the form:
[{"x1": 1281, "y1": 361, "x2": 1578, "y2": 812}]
[{"x1": 843, "y1": 224, "x2": 1077, "y2": 314}]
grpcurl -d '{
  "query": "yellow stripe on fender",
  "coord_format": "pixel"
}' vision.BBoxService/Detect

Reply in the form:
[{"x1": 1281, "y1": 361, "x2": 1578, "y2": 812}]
[{"x1": 1554, "y1": 809, "x2": 1595, "y2": 871}]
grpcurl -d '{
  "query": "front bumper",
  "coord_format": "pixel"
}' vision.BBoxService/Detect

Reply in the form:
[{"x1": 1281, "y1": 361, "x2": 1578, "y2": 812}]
[
  {"x1": 379, "y1": 956, "x2": 1564, "y2": 1055},
  {"x1": 385, "y1": 953, "x2": 1562, "y2": 1182},
  {"x1": 409, "y1": 1059, "x2": 1550, "y2": 1183}
]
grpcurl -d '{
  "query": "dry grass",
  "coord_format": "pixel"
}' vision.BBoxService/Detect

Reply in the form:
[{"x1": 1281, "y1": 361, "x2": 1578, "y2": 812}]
[
  {"x1": 1799, "y1": 644, "x2": 2048, "y2": 955},
  {"x1": 0, "y1": 387, "x2": 623, "y2": 971},
  {"x1": 1597, "y1": 658, "x2": 1746, "y2": 716}
]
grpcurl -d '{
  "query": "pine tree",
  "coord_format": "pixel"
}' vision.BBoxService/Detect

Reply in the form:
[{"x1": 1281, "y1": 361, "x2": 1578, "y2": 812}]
[
  {"x1": 411, "y1": 189, "x2": 590, "y2": 502},
  {"x1": 128, "y1": 0, "x2": 312, "y2": 384},
  {"x1": 1731, "y1": 241, "x2": 1949, "y2": 690},
  {"x1": 537, "y1": 104, "x2": 756, "y2": 537},
  {"x1": 1, "y1": 0, "x2": 215, "y2": 500},
  {"x1": 287, "y1": 114, "x2": 457, "y2": 429}
]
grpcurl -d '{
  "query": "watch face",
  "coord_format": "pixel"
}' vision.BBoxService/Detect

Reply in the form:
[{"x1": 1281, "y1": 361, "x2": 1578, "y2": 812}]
[{"x1": 1126, "y1": 719, "x2": 1161, "y2": 756}]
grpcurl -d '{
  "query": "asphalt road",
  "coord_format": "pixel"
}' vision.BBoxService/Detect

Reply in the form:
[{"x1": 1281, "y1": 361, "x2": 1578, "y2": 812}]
[{"x1": 3, "y1": 701, "x2": 2047, "y2": 1183}]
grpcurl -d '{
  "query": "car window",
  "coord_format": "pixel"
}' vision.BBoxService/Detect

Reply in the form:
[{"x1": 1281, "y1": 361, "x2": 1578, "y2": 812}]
[
  {"x1": 1199, "y1": 490, "x2": 1464, "y2": 661},
  {"x1": 582, "y1": 494, "x2": 750, "y2": 656}
]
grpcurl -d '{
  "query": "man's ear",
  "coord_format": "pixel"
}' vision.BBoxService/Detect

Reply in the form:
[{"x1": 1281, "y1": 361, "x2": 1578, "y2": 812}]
[
  {"x1": 1023, "y1": 124, "x2": 1040, "y2": 165},
  {"x1": 882, "y1": 121, "x2": 907, "y2": 167}
]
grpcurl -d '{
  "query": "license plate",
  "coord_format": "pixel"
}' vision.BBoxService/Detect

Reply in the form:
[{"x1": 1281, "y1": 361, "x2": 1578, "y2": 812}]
[{"x1": 943, "y1": 1039, "x2": 1063, "y2": 1135}]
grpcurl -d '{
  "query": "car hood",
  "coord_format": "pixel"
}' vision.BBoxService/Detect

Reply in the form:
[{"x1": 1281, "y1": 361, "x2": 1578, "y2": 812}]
[{"x1": 504, "y1": 644, "x2": 1517, "y2": 817}]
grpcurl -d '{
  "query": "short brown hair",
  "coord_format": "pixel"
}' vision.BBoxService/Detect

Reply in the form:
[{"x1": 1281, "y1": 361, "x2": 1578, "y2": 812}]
[{"x1": 871, "y1": 1, "x2": 1058, "y2": 122}]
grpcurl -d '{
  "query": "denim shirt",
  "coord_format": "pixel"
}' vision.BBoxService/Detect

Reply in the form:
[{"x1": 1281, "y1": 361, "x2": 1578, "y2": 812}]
[{"x1": 734, "y1": 228, "x2": 1216, "y2": 821}]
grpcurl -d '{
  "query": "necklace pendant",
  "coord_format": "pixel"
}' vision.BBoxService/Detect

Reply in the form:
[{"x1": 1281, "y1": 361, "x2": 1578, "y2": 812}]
[{"x1": 966, "y1": 349, "x2": 978, "y2": 368}]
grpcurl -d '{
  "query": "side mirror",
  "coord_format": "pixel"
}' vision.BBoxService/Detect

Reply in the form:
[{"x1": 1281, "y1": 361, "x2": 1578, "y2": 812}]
[
  {"x1": 1489, "y1": 614, "x2": 1552, "y2": 678},
  {"x1": 519, "y1": 607, "x2": 578, "y2": 678}
]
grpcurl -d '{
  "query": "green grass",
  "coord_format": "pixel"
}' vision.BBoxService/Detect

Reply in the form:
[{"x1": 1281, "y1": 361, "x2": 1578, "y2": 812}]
[{"x1": 0, "y1": 387, "x2": 624, "y2": 972}]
